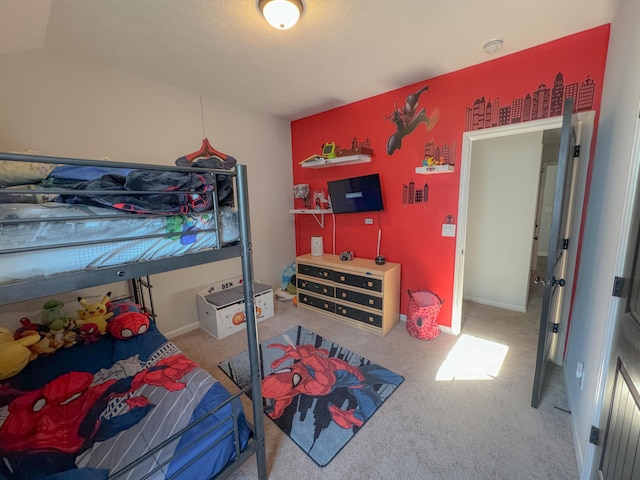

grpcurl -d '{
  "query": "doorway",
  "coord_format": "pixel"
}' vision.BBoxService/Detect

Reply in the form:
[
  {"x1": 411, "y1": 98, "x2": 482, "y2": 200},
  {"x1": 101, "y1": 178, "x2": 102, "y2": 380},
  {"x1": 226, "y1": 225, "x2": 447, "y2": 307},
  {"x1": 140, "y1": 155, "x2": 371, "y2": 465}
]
[
  {"x1": 452, "y1": 113, "x2": 595, "y2": 367},
  {"x1": 462, "y1": 130, "x2": 544, "y2": 313}
]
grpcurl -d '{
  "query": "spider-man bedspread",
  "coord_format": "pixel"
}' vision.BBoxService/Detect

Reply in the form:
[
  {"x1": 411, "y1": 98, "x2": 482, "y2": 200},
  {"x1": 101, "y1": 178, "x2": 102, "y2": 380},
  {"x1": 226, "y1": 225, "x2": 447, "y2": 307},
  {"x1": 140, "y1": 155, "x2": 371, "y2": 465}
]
[{"x1": 0, "y1": 324, "x2": 250, "y2": 480}]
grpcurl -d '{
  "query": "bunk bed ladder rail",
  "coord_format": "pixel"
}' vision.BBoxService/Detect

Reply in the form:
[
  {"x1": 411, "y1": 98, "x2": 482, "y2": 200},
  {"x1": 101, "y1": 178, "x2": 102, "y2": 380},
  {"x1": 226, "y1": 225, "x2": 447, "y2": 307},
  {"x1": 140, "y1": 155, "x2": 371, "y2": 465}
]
[
  {"x1": 236, "y1": 164, "x2": 268, "y2": 480},
  {"x1": 130, "y1": 276, "x2": 157, "y2": 321}
]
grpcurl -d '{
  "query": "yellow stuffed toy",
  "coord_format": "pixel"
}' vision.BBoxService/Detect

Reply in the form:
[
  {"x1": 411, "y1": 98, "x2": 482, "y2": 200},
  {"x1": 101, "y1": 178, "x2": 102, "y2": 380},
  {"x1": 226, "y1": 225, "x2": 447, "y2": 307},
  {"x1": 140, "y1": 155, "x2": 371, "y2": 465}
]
[
  {"x1": 0, "y1": 327, "x2": 40, "y2": 380},
  {"x1": 76, "y1": 292, "x2": 114, "y2": 334}
]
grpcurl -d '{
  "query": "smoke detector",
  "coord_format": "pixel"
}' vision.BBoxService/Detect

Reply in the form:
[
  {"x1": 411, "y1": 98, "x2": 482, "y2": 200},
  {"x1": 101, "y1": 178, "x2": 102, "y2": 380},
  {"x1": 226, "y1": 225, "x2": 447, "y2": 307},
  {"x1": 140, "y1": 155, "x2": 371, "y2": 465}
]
[{"x1": 483, "y1": 38, "x2": 504, "y2": 54}]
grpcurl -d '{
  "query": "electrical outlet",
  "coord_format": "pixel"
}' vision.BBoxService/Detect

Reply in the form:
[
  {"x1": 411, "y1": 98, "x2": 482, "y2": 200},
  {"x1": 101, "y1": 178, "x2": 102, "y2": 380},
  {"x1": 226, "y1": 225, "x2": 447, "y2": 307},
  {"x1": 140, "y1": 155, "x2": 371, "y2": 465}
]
[
  {"x1": 365, "y1": 218, "x2": 373, "y2": 225},
  {"x1": 442, "y1": 224, "x2": 456, "y2": 237}
]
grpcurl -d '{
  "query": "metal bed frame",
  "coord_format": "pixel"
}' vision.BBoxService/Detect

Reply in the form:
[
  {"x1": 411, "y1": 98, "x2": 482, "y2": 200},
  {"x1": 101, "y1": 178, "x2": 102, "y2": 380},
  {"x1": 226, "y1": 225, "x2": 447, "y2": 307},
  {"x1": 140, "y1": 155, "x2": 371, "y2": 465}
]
[{"x1": 0, "y1": 152, "x2": 267, "y2": 480}]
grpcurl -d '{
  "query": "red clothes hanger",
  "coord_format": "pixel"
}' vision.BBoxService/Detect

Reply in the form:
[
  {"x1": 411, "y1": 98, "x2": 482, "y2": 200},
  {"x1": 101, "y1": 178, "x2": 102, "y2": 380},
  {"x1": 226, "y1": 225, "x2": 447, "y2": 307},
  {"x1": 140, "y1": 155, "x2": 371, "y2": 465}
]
[
  {"x1": 176, "y1": 137, "x2": 237, "y2": 169},
  {"x1": 183, "y1": 137, "x2": 230, "y2": 162}
]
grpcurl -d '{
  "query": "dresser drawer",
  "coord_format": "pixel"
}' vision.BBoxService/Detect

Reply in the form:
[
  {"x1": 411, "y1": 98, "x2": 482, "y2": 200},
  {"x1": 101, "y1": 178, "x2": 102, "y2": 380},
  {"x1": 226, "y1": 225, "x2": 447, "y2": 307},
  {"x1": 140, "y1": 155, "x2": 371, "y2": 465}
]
[
  {"x1": 334, "y1": 271, "x2": 382, "y2": 292},
  {"x1": 299, "y1": 293, "x2": 336, "y2": 313},
  {"x1": 335, "y1": 304, "x2": 383, "y2": 328},
  {"x1": 298, "y1": 263, "x2": 333, "y2": 281},
  {"x1": 335, "y1": 287, "x2": 382, "y2": 310},
  {"x1": 298, "y1": 278, "x2": 334, "y2": 297}
]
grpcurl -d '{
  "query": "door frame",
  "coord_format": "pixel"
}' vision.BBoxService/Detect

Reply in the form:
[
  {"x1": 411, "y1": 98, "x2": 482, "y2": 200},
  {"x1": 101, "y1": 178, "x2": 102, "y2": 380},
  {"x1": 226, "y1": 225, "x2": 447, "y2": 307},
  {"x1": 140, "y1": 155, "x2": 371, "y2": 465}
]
[
  {"x1": 586, "y1": 106, "x2": 640, "y2": 479},
  {"x1": 451, "y1": 112, "x2": 595, "y2": 367}
]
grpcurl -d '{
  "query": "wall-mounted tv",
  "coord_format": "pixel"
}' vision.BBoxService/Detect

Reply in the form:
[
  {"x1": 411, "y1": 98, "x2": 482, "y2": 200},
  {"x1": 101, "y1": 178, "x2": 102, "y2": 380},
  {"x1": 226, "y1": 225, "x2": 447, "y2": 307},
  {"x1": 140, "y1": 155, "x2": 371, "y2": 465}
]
[{"x1": 327, "y1": 173, "x2": 384, "y2": 214}]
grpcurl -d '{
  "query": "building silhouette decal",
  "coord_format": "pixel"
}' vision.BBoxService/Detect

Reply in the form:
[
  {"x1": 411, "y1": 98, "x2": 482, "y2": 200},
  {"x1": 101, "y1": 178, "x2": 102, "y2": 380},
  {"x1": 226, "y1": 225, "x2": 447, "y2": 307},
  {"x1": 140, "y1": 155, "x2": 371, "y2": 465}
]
[
  {"x1": 464, "y1": 72, "x2": 596, "y2": 131},
  {"x1": 402, "y1": 139, "x2": 455, "y2": 206},
  {"x1": 402, "y1": 181, "x2": 429, "y2": 205}
]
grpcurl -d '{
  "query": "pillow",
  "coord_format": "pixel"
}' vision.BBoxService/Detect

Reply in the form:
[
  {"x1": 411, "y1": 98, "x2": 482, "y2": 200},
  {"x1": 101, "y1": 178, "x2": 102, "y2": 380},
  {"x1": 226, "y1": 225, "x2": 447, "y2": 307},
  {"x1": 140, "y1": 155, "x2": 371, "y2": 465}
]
[{"x1": 0, "y1": 150, "x2": 54, "y2": 187}]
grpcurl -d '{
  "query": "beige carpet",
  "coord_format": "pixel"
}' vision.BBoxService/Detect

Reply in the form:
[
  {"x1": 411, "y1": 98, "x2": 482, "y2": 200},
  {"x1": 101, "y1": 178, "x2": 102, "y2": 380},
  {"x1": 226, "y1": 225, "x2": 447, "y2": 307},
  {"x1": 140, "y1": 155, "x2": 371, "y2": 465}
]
[{"x1": 173, "y1": 286, "x2": 578, "y2": 479}]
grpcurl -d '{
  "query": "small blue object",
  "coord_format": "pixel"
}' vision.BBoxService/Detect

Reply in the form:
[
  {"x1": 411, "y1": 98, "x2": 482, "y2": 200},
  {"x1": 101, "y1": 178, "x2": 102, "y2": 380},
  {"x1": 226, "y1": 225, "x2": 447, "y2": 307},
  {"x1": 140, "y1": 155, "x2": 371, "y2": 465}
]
[
  {"x1": 49, "y1": 165, "x2": 133, "y2": 180},
  {"x1": 281, "y1": 262, "x2": 296, "y2": 290}
]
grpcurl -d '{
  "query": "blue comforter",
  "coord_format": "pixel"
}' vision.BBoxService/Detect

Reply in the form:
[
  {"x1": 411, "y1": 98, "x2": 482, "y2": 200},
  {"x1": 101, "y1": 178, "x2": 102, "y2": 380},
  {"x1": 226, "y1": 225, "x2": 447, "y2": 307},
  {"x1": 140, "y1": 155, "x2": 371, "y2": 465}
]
[{"x1": 0, "y1": 323, "x2": 249, "y2": 480}]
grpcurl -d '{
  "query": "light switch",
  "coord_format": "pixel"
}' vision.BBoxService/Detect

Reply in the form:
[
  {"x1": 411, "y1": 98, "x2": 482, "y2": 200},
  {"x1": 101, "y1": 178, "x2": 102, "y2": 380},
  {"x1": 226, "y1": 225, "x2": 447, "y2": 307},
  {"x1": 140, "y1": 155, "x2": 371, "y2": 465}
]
[{"x1": 442, "y1": 224, "x2": 456, "y2": 237}]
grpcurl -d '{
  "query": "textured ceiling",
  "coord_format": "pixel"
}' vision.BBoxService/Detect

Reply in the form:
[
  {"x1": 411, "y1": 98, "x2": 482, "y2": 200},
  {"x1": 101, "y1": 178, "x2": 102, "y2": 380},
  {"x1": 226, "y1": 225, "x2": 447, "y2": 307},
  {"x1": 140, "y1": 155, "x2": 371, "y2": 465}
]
[{"x1": 1, "y1": 0, "x2": 617, "y2": 120}]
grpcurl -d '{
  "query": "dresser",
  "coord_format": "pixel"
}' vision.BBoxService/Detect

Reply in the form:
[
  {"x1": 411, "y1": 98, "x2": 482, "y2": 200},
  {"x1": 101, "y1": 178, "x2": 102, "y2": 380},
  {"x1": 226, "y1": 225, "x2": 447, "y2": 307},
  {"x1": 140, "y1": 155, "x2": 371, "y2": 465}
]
[{"x1": 296, "y1": 254, "x2": 401, "y2": 336}]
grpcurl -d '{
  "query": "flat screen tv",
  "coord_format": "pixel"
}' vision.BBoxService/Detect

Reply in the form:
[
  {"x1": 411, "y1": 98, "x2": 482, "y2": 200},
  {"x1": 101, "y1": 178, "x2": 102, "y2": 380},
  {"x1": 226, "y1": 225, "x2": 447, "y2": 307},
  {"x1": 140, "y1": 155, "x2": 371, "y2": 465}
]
[{"x1": 327, "y1": 173, "x2": 384, "y2": 214}]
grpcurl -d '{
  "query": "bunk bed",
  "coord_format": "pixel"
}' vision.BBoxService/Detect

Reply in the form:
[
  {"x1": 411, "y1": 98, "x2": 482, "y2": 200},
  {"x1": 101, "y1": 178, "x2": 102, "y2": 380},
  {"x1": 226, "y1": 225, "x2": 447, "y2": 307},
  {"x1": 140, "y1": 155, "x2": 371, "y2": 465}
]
[{"x1": 0, "y1": 151, "x2": 267, "y2": 480}]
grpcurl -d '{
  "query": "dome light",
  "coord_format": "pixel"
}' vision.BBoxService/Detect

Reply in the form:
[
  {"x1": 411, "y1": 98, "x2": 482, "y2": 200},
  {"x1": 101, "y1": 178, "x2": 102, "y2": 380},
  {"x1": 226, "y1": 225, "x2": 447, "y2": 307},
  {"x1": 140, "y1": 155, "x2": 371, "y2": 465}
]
[{"x1": 258, "y1": 0, "x2": 304, "y2": 30}]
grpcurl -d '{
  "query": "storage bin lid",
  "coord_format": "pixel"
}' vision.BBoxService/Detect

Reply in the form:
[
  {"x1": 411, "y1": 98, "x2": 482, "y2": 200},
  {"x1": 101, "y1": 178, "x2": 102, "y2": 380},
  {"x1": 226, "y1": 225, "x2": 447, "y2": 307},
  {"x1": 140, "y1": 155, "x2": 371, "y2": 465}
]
[{"x1": 204, "y1": 282, "x2": 272, "y2": 307}]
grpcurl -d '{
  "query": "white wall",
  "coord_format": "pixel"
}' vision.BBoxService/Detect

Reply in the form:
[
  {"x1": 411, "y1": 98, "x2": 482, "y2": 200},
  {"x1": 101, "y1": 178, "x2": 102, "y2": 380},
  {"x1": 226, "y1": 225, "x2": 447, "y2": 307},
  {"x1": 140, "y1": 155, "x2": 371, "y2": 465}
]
[
  {"x1": 463, "y1": 131, "x2": 542, "y2": 312},
  {"x1": 0, "y1": 50, "x2": 295, "y2": 336},
  {"x1": 564, "y1": 0, "x2": 640, "y2": 476}
]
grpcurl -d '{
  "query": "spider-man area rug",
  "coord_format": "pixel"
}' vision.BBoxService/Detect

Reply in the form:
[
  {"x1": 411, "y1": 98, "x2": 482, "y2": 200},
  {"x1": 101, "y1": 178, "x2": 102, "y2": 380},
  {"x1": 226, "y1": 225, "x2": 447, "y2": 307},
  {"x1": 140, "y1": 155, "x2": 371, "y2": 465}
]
[{"x1": 218, "y1": 325, "x2": 404, "y2": 467}]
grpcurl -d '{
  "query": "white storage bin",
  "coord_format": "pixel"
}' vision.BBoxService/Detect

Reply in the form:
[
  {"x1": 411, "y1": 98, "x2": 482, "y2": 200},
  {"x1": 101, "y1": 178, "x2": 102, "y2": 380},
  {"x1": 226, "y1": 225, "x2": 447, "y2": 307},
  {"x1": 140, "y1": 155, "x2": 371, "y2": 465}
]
[{"x1": 197, "y1": 277, "x2": 274, "y2": 339}]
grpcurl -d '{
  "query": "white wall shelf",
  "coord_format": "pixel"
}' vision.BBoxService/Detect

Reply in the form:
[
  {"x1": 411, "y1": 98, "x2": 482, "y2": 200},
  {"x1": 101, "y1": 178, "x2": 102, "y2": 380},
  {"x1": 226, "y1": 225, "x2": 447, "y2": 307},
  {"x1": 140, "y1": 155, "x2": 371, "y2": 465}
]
[
  {"x1": 415, "y1": 164, "x2": 455, "y2": 174},
  {"x1": 290, "y1": 208, "x2": 332, "y2": 228},
  {"x1": 300, "y1": 154, "x2": 371, "y2": 169}
]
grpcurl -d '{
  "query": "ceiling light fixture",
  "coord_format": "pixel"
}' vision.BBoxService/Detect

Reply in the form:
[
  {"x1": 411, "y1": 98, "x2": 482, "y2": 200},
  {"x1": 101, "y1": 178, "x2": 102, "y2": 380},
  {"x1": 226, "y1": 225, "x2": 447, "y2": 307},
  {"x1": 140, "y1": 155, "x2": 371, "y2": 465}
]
[
  {"x1": 258, "y1": 0, "x2": 305, "y2": 30},
  {"x1": 483, "y1": 38, "x2": 504, "y2": 54}
]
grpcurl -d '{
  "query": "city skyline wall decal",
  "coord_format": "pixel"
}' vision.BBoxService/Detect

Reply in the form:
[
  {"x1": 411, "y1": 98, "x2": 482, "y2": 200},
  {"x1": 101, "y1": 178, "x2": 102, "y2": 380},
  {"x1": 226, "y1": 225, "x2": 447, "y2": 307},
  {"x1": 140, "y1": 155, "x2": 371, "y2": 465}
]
[{"x1": 464, "y1": 72, "x2": 595, "y2": 131}]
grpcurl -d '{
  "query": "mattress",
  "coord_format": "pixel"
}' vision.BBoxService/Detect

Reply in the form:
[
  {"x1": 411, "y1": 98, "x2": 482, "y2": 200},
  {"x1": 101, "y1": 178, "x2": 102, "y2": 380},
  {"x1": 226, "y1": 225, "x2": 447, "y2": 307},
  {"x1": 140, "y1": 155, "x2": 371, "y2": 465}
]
[
  {"x1": 0, "y1": 203, "x2": 239, "y2": 284},
  {"x1": 0, "y1": 320, "x2": 250, "y2": 480}
]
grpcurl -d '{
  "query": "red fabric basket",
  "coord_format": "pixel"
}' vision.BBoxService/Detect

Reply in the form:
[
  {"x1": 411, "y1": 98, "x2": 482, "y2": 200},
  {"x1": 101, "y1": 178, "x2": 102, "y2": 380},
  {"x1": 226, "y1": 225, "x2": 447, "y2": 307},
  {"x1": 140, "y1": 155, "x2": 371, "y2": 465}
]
[{"x1": 406, "y1": 290, "x2": 443, "y2": 340}]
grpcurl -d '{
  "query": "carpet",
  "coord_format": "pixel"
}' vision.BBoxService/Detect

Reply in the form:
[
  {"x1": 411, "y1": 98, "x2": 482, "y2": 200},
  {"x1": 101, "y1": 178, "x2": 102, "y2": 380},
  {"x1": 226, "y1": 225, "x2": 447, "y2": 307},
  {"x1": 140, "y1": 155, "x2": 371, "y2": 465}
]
[{"x1": 218, "y1": 325, "x2": 404, "y2": 467}]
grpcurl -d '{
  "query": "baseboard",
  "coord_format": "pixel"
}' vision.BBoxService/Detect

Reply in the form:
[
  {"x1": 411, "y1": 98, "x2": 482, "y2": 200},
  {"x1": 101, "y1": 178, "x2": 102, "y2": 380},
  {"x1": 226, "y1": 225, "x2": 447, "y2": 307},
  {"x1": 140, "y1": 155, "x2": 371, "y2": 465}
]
[
  {"x1": 164, "y1": 321, "x2": 200, "y2": 340},
  {"x1": 399, "y1": 313, "x2": 456, "y2": 336},
  {"x1": 463, "y1": 295, "x2": 526, "y2": 313},
  {"x1": 564, "y1": 362, "x2": 589, "y2": 478},
  {"x1": 438, "y1": 325, "x2": 456, "y2": 335}
]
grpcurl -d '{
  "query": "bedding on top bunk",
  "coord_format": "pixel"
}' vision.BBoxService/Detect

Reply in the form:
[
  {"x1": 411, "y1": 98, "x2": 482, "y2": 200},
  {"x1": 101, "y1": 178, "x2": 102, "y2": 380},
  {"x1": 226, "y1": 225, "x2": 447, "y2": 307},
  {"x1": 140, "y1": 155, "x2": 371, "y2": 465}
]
[
  {"x1": 1, "y1": 163, "x2": 234, "y2": 214},
  {"x1": 0, "y1": 203, "x2": 239, "y2": 284},
  {"x1": 0, "y1": 318, "x2": 250, "y2": 480}
]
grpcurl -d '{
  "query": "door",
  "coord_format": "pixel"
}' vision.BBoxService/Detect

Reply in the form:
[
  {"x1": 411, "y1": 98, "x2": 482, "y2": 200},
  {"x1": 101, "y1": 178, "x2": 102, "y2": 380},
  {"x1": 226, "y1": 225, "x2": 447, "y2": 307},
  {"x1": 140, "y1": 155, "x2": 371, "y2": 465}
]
[
  {"x1": 596, "y1": 122, "x2": 640, "y2": 480},
  {"x1": 531, "y1": 97, "x2": 580, "y2": 408}
]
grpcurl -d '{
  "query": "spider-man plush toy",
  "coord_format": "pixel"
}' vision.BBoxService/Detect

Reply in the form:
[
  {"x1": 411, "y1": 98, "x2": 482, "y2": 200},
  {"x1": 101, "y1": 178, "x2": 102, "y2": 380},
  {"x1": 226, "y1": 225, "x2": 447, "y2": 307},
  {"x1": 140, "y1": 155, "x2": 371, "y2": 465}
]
[{"x1": 106, "y1": 300, "x2": 150, "y2": 340}]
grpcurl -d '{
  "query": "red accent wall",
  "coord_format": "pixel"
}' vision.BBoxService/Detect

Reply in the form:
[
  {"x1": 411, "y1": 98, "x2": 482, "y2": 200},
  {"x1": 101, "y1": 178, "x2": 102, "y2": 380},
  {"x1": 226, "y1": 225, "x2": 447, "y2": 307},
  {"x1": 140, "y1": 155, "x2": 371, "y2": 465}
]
[{"x1": 290, "y1": 25, "x2": 610, "y2": 328}]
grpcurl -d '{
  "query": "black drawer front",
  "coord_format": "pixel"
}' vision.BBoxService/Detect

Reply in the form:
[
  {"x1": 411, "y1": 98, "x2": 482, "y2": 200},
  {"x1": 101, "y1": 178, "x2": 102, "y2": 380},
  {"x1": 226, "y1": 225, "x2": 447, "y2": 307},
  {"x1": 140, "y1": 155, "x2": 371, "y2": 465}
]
[
  {"x1": 298, "y1": 263, "x2": 333, "y2": 281},
  {"x1": 335, "y1": 287, "x2": 382, "y2": 310},
  {"x1": 334, "y1": 272, "x2": 382, "y2": 292},
  {"x1": 335, "y1": 304, "x2": 382, "y2": 327},
  {"x1": 298, "y1": 278, "x2": 334, "y2": 297},
  {"x1": 299, "y1": 293, "x2": 335, "y2": 313}
]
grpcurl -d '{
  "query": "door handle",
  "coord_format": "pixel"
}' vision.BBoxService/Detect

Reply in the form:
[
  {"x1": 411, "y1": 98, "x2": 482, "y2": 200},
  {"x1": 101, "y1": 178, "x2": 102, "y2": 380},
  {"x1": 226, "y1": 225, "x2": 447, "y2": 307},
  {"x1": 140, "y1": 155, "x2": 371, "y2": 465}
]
[
  {"x1": 534, "y1": 276, "x2": 565, "y2": 287},
  {"x1": 534, "y1": 275, "x2": 547, "y2": 286}
]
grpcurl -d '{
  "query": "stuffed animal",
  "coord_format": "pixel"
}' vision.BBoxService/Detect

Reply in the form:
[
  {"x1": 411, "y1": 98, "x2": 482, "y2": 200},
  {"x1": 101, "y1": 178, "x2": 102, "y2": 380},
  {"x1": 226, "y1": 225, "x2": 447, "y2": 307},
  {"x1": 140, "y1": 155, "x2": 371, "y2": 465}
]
[
  {"x1": 77, "y1": 323, "x2": 102, "y2": 344},
  {"x1": 107, "y1": 300, "x2": 150, "y2": 340},
  {"x1": 41, "y1": 299, "x2": 69, "y2": 332},
  {"x1": 26, "y1": 333, "x2": 57, "y2": 360},
  {"x1": 0, "y1": 327, "x2": 40, "y2": 380},
  {"x1": 13, "y1": 317, "x2": 47, "y2": 340},
  {"x1": 77, "y1": 292, "x2": 114, "y2": 334}
]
